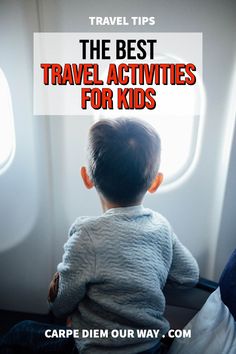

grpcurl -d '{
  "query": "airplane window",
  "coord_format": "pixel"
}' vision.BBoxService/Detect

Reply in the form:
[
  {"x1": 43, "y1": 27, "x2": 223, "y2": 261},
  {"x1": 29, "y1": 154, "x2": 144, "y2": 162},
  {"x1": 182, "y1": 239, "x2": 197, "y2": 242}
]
[
  {"x1": 94, "y1": 112, "x2": 200, "y2": 185},
  {"x1": 95, "y1": 54, "x2": 203, "y2": 186},
  {"x1": 148, "y1": 115, "x2": 199, "y2": 184},
  {"x1": 0, "y1": 68, "x2": 15, "y2": 173}
]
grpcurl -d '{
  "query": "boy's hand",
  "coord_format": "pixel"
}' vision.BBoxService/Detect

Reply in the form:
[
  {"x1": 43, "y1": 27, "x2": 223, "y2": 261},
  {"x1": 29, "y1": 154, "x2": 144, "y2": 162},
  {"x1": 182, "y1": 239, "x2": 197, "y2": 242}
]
[
  {"x1": 66, "y1": 316, "x2": 72, "y2": 327},
  {"x1": 48, "y1": 272, "x2": 59, "y2": 303}
]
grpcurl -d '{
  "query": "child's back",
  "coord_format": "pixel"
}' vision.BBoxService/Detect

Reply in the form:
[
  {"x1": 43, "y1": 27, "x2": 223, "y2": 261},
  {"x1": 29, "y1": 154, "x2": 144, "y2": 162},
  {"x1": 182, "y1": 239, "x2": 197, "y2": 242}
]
[
  {"x1": 49, "y1": 118, "x2": 199, "y2": 353},
  {"x1": 51, "y1": 205, "x2": 199, "y2": 353}
]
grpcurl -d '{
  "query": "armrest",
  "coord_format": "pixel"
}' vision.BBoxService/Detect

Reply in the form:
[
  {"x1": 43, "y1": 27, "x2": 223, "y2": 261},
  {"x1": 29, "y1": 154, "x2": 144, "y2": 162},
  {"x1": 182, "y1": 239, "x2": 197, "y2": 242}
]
[
  {"x1": 196, "y1": 277, "x2": 218, "y2": 293},
  {"x1": 164, "y1": 277, "x2": 218, "y2": 309},
  {"x1": 163, "y1": 278, "x2": 218, "y2": 329}
]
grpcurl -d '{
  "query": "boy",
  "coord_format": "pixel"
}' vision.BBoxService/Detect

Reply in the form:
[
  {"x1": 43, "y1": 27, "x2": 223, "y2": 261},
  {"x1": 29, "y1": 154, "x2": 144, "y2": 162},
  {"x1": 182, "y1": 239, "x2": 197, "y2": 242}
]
[
  {"x1": 0, "y1": 118, "x2": 199, "y2": 354},
  {"x1": 48, "y1": 118, "x2": 199, "y2": 353}
]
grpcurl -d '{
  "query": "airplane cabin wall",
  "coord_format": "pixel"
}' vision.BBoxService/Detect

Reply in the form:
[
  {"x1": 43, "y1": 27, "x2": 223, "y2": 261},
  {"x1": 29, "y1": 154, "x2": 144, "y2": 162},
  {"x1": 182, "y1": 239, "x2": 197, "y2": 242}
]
[
  {"x1": 0, "y1": 0, "x2": 54, "y2": 313},
  {"x1": 0, "y1": 0, "x2": 235, "y2": 313}
]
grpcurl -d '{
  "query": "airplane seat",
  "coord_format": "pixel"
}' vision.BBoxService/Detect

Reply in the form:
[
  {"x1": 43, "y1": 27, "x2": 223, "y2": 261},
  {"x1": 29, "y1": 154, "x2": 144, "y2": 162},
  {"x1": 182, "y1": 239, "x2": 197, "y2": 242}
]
[
  {"x1": 218, "y1": 248, "x2": 236, "y2": 321},
  {"x1": 166, "y1": 249, "x2": 236, "y2": 354},
  {"x1": 163, "y1": 277, "x2": 218, "y2": 331},
  {"x1": 139, "y1": 278, "x2": 219, "y2": 354}
]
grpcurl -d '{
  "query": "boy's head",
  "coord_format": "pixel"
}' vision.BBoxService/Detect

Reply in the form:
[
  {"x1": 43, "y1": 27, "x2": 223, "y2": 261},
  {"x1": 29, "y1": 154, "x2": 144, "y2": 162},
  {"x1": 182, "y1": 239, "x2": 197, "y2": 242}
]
[{"x1": 81, "y1": 118, "x2": 163, "y2": 206}]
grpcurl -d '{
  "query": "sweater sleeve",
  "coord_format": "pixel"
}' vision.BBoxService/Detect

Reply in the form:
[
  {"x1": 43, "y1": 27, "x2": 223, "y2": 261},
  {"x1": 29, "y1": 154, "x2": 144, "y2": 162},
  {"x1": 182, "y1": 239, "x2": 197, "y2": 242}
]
[
  {"x1": 167, "y1": 232, "x2": 199, "y2": 287},
  {"x1": 49, "y1": 223, "x2": 95, "y2": 317}
]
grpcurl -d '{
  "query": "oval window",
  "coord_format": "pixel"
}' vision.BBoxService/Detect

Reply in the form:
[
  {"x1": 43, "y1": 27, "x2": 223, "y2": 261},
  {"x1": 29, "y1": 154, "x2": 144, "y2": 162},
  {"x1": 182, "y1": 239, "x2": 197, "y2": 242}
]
[
  {"x1": 95, "y1": 53, "x2": 204, "y2": 185},
  {"x1": 0, "y1": 68, "x2": 15, "y2": 172}
]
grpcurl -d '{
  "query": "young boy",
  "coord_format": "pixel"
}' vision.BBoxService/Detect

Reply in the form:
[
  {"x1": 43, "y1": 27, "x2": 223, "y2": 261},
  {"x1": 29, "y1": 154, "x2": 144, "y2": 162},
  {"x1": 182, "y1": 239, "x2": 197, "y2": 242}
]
[
  {"x1": 48, "y1": 118, "x2": 199, "y2": 353},
  {"x1": 0, "y1": 118, "x2": 199, "y2": 354}
]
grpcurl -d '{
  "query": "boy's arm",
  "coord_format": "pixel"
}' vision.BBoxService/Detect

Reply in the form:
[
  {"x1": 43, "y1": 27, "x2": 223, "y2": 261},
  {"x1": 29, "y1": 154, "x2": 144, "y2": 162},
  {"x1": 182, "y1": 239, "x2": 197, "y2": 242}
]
[
  {"x1": 167, "y1": 232, "x2": 199, "y2": 287},
  {"x1": 48, "y1": 225, "x2": 95, "y2": 317}
]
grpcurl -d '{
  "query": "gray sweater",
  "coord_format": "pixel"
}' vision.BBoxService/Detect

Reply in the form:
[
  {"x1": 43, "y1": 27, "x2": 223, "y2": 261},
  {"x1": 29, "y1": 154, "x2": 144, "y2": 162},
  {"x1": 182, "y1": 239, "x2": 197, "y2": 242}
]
[{"x1": 50, "y1": 205, "x2": 199, "y2": 353}]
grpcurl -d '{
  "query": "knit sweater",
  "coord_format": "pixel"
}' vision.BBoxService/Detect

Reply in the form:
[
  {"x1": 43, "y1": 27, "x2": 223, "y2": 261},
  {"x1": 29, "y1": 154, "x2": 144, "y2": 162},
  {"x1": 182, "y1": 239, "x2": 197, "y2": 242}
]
[{"x1": 50, "y1": 205, "x2": 199, "y2": 354}]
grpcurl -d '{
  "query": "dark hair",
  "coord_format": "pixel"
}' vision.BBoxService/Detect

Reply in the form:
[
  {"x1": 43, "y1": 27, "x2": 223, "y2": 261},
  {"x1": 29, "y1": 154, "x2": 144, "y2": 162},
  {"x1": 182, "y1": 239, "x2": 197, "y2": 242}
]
[{"x1": 88, "y1": 118, "x2": 161, "y2": 205}]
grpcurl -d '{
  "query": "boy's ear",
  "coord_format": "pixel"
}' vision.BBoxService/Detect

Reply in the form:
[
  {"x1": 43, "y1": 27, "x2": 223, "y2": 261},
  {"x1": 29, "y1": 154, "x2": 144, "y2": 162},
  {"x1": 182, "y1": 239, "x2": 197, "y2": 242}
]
[
  {"x1": 148, "y1": 173, "x2": 163, "y2": 193},
  {"x1": 80, "y1": 166, "x2": 94, "y2": 189}
]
